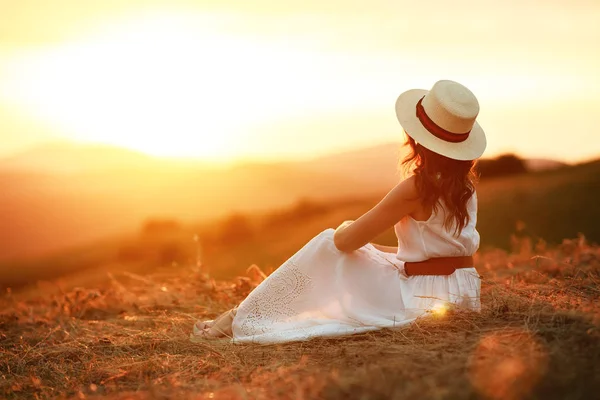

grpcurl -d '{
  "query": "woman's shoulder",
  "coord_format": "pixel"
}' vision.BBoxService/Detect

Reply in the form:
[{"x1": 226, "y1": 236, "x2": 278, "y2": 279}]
[{"x1": 388, "y1": 175, "x2": 420, "y2": 202}]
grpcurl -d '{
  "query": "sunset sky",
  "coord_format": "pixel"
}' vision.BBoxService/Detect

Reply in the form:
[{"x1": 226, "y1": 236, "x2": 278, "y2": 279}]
[{"x1": 0, "y1": 0, "x2": 599, "y2": 163}]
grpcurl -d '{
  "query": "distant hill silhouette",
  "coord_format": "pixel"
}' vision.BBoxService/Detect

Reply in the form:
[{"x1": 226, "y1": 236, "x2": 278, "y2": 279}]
[
  {"x1": 296, "y1": 143, "x2": 404, "y2": 188},
  {"x1": 477, "y1": 154, "x2": 528, "y2": 178},
  {"x1": 0, "y1": 142, "x2": 159, "y2": 173},
  {"x1": 525, "y1": 158, "x2": 568, "y2": 171},
  {"x1": 0, "y1": 142, "x2": 573, "y2": 262}
]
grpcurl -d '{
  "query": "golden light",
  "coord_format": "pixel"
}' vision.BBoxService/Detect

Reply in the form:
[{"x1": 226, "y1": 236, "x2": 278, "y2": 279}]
[
  {"x1": 1, "y1": 14, "x2": 268, "y2": 160},
  {"x1": 1, "y1": 8, "x2": 596, "y2": 162},
  {"x1": 468, "y1": 329, "x2": 548, "y2": 400},
  {"x1": 0, "y1": 12, "x2": 398, "y2": 161},
  {"x1": 430, "y1": 301, "x2": 448, "y2": 317}
]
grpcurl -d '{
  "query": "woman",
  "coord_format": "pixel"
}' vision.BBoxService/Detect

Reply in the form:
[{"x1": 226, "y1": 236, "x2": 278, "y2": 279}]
[{"x1": 192, "y1": 80, "x2": 486, "y2": 344}]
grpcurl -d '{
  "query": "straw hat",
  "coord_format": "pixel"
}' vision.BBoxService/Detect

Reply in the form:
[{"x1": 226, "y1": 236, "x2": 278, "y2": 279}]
[{"x1": 395, "y1": 80, "x2": 486, "y2": 161}]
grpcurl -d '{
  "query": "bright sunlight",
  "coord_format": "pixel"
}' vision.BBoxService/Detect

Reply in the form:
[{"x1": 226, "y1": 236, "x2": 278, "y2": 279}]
[
  {"x1": 1, "y1": 13, "x2": 379, "y2": 160},
  {"x1": 1, "y1": 7, "x2": 597, "y2": 162}
]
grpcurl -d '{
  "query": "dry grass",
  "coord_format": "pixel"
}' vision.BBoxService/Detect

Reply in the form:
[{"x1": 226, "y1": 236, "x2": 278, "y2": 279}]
[{"x1": 1, "y1": 236, "x2": 599, "y2": 400}]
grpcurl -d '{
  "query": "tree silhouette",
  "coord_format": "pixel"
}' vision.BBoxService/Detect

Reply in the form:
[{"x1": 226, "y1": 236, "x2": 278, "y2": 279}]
[{"x1": 477, "y1": 154, "x2": 528, "y2": 179}]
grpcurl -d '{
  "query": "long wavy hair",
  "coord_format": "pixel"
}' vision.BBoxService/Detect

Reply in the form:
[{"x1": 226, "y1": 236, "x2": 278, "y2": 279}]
[{"x1": 401, "y1": 133, "x2": 478, "y2": 235}]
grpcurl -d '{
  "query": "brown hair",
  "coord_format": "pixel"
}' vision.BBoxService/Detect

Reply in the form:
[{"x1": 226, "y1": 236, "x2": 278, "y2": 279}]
[{"x1": 402, "y1": 134, "x2": 478, "y2": 235}]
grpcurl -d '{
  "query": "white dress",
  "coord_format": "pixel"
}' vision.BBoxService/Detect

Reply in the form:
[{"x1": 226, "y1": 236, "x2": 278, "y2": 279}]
[{"x1": 231, "y1": 194, "x2": 481, "y2": 344}]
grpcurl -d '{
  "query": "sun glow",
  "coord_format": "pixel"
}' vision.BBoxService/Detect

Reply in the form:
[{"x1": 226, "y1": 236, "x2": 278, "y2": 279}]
[
  {"x1": 430, "y1": 301, "x2": 448, "y2": 317},
  {"x1": 0, "y1": 13, "x2": 382, "y2": 160},
  {"x1": 2, "y1": 6, "x2": 598, "y2": 162}
]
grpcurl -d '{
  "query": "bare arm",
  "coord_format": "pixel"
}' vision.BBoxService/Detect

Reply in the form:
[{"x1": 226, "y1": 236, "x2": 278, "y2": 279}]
[{"x1": 333, "y1": 176, "x2": 420, "y2": 252}]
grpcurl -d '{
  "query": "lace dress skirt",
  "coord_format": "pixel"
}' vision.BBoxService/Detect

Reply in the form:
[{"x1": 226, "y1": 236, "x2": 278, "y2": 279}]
[{"x1": 231, "y1": 229, "x2": 481, "y2": 344}]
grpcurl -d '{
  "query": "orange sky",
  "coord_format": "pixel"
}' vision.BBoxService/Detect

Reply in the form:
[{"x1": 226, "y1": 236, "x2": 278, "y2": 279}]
[{"x1": 0, "y1": 0, "x2": 599, "y2": 163}]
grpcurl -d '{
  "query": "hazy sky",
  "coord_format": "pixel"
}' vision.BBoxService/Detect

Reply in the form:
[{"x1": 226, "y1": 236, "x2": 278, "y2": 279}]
[{"x1": 1, "y1": 0, "x2": 599, "y2": 162}]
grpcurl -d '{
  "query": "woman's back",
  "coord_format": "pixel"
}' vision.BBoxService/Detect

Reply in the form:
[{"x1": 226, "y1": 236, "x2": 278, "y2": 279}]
[{"x1": 395, "y1": 193, "x2": 480, "y2": 262}]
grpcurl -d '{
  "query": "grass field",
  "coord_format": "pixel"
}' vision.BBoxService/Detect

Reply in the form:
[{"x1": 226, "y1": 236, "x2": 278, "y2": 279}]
[
  {"x1": 1, "y1": 234, "x2": 599, "y2": 399},
  {"x1": 1, "y1": 160, "x2": 599, "y2": 399}
]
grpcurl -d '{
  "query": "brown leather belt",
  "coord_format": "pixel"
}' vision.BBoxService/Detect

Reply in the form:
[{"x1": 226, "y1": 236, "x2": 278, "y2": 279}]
[{"x1": 404, "y1": 256, "x2": 474, "y2": 276}]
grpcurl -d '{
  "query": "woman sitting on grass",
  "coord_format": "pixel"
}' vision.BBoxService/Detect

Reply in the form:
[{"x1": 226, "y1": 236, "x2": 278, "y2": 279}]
[{"x1": 193, "y1": 80, "x2": 486, "y2": 343}]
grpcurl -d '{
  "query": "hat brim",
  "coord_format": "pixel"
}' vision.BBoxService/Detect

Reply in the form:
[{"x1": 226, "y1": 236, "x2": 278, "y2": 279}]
[{"x1": 395, "y1": 89, "x2": 486, "y2": 161}]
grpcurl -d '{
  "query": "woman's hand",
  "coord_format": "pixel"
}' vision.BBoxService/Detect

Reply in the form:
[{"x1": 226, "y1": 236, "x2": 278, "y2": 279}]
[
  {"x1": 337, "y1": 220, "x2": 354, "y2": 230},
  {"x1": 333, "y1": 220, "x2": 354, "y2": 250}
]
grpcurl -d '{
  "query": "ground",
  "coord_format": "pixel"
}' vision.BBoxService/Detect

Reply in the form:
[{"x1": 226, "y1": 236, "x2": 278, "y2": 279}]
[{"x1": 1, "y1": 236, "x2": 599, "y2": 400}]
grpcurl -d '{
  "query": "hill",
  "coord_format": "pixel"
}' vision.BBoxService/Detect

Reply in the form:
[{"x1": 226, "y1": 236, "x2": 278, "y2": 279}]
[
  {"x1": 0, "y1": 142, "x2": 158, "y2": 174},
  {"x1": 0, "y1": 143, "x2": 392, "y2": 262},
  {"x1": 295, "y1": 143, "x2": 404, "y2": 189},
  {"x1": 525, "y1": 158, "x2": 568, "y2": 171},
  {"x1": 0, "y1": 142, "x2": 583, "y2": 264},
  {"x1": 1, "y1": 157, "x2": 599, "y2": 289}
]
